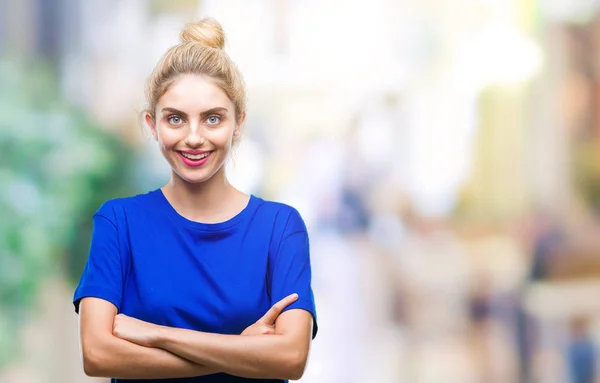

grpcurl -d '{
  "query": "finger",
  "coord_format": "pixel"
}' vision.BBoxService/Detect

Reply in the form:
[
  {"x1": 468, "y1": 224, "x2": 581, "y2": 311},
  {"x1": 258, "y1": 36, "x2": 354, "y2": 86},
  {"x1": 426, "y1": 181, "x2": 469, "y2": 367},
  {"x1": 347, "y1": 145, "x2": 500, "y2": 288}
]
[
  {"x1": 259, "y1": 293, "x2": 299, "y2": 324},
  {"x1": 259, "y1": 293, "x2": 298, "y2": 324}
]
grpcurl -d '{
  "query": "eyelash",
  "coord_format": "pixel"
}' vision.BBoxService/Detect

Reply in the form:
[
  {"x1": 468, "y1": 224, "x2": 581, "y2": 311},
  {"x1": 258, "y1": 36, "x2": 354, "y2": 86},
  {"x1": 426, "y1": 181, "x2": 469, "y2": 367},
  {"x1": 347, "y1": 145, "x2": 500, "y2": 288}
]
[
  {"x1": 165, "y1": 115, "x2": 222, "y2": 126},
  {"x1": 206, "y1": 115, "x2": 221, "y2": 125},
  {"x1": 167, "y1": 115, "x2": 184, "y2": 125}
]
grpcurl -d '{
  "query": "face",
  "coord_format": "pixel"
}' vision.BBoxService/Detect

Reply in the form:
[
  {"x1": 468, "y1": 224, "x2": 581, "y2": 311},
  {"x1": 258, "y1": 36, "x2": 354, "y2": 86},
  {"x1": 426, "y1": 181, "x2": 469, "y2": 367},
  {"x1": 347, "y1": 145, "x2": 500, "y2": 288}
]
[{"x1": 146, "y1": 74, "x2": 243, "y2": 186}]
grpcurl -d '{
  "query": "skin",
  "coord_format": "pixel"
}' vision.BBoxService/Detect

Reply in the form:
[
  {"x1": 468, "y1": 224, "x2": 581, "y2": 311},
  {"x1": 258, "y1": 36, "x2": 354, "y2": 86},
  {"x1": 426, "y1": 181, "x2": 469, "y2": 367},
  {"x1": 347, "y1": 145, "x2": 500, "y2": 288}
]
[{"x1": 79, "y1": 74, "x2": 314, "y2": 380}]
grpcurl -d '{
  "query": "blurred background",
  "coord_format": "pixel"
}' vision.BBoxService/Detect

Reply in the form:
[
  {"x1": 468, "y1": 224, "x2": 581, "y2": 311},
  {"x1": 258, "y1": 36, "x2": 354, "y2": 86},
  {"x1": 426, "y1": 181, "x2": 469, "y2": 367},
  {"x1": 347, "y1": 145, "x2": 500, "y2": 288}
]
[{"x1": 3, "y1": 0, "x2": 600, "y2": 382}]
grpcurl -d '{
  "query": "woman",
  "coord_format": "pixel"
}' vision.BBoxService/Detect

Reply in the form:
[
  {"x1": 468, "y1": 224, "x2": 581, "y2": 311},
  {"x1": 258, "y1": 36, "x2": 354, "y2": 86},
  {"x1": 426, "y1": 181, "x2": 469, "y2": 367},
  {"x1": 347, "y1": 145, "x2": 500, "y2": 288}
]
[{"x1": 73, "y1": 18, "x2": 318, "y2": 382}]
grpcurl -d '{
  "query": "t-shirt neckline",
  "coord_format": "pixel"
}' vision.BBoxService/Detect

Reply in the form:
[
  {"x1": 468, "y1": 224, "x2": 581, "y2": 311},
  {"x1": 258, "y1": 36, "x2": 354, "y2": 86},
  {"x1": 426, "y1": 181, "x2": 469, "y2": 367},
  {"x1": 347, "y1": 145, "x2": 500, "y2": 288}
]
[{"x1": 152, "y1": 188, "x2": 258, "y2": 232}]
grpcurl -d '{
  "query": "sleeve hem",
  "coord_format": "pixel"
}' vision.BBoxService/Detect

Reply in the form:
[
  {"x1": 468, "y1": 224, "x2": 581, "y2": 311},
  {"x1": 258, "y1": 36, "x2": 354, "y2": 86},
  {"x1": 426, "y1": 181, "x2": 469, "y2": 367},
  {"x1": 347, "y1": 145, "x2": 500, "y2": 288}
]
[{"x1": 73, "y1": 285, "x2": 122, "y2": 314}]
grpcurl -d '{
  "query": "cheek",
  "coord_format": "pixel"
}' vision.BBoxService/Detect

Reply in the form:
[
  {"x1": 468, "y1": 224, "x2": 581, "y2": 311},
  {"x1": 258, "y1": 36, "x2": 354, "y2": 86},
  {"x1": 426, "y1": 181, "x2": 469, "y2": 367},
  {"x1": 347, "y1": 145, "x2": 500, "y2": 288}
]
[
  {"x1": 157, "y1": 128, "x2": 179, "y2": 148},
  {"x1": 209, "y1": 128, "x2": 235, "y2": 149}
]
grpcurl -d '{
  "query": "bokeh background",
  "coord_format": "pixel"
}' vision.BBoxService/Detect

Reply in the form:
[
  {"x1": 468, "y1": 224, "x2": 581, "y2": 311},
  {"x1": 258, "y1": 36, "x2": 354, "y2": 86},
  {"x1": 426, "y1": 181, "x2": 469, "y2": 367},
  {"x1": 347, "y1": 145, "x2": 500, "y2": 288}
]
[{"x1": 3, "y1": 0, "x2": 600, "y2": 382}]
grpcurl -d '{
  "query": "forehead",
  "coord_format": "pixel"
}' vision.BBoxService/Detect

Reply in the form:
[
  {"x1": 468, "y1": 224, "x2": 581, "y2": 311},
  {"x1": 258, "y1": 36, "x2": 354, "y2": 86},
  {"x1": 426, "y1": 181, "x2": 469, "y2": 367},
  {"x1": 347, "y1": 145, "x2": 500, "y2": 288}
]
[{"x1": 158, "y1": 74, "x2": 233, "y2": 111}]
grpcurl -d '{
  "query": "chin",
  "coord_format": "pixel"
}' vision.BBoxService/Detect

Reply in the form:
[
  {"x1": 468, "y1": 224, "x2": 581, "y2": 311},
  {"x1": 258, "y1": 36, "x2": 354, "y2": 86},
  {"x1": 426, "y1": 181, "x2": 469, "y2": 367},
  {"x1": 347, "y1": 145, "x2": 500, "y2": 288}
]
[
  {"x1": 178, "y1": 175, "x2": 212, "y2": 185},
  {"x1": 173, "y1": 169, "x2": 217, "y2": 185}
]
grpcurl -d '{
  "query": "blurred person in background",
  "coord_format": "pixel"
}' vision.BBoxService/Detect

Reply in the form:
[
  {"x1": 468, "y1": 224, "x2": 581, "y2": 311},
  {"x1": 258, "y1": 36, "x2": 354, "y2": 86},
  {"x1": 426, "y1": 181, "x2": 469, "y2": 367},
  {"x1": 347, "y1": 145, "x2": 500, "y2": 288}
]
[
  {"x1": 516, "y1": 210, "x2": 566, "y2": 382},
  {"x1": 566, "y1": 317, "x2": 597, "y2": 383},
  {"x1": 72, "y1": 18, "x2": 317, "y2": 383}
]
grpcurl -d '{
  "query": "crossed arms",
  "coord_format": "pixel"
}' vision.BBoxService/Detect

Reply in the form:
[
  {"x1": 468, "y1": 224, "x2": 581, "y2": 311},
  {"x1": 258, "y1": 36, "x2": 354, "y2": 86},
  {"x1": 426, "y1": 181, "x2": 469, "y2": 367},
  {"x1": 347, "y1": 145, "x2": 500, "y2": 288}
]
[{"x1": 79, "y1": 293, "x2": 313, "y2": 380}]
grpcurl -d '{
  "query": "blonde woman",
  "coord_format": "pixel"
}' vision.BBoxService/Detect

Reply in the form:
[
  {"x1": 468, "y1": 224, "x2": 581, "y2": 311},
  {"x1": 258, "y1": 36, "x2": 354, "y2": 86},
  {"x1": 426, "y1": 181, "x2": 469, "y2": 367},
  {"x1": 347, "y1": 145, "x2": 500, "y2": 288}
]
[{"x1": 73, "y1": 18, "x2": 317, "y2": 383}]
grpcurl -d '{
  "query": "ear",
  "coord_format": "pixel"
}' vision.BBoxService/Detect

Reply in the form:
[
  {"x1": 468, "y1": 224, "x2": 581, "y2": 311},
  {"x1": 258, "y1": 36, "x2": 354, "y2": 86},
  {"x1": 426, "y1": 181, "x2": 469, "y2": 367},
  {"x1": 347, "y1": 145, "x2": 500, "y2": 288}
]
[
  {"x1": 234, "y1": 112, "x2": 246, "y2": 139},
  {"x1": 145, "y1": 112, "x2": 158, "y2": 140}
]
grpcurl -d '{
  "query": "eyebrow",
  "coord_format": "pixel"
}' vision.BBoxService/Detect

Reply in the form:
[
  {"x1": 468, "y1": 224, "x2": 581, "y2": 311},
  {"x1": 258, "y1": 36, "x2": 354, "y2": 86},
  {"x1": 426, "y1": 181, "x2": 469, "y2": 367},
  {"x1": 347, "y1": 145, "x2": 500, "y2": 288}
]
[{"x1": 161, "y1": 107, "x2": 229, "y2": 118}]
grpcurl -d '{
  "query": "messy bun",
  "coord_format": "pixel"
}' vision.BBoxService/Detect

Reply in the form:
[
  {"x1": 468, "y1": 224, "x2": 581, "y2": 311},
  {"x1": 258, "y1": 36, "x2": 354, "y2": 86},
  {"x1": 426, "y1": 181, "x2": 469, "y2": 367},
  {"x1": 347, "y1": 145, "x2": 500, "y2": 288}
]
[{"x1": 180, "y1": 18, "x2": 225, "y2": 49}]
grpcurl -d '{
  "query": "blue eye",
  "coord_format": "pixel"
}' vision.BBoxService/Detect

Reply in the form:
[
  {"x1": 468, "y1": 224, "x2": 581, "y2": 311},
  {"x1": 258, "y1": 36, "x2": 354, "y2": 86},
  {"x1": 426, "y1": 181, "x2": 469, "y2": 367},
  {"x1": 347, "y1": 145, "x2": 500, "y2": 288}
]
[
  {"x1": 168, "y1": 116, "x2": 183, "y2": 125},
  {"x1": 207, "y1": 116, "x2": 221, "y2": 125}
]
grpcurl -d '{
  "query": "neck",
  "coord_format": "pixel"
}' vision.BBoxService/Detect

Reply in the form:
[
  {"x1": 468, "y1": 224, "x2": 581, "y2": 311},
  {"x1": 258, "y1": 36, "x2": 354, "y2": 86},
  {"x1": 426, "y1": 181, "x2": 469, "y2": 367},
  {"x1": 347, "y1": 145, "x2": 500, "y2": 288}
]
[{"x1": 163, "y1": 167, "x2": 240, "y2": 222}]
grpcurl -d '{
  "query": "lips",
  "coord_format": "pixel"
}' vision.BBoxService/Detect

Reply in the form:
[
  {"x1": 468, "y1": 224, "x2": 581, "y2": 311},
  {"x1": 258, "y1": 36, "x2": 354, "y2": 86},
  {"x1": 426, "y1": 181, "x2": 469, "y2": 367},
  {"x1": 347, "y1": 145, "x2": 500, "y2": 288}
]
[{"x1": 177, "y1": 151, "x2": 213, "y2": 167}]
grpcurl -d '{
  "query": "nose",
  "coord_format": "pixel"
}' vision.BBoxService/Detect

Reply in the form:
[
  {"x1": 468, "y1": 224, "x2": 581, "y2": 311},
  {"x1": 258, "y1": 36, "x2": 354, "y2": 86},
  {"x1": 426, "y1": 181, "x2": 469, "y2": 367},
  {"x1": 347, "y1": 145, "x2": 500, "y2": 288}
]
[{"x1": 184, "y1": 123, "x2": 205, "y2": 148}]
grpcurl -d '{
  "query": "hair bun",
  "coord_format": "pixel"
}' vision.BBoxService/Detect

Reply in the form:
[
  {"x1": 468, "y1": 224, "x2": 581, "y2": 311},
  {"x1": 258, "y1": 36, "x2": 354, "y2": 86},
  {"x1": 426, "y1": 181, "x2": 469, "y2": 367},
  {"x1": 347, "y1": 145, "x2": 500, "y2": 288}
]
[{"x1": 180, "y1": 18, "x2": 225, "y2": 49}]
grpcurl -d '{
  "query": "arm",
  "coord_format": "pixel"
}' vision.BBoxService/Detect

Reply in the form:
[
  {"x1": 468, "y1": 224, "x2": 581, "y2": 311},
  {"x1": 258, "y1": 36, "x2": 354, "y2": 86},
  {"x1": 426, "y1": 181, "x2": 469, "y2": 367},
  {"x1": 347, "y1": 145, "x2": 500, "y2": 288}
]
[
  {"x1": 79, "y1": 297, "x2": 219, "y2": 379},
  {"x1": 114, "y1": 293, "x2": 312, "y2": 380},
  {"x1": 155, "y1": 309, "x2": 313, "y2": 380}
]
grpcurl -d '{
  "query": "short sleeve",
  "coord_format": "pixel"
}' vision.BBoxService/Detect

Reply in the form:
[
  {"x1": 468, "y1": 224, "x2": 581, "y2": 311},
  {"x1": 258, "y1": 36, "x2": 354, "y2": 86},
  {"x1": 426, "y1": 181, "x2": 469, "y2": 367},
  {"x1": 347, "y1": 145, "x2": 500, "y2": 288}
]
[
  {"x1": 73, "y1": 203, "x2": 124, "y2": 314},
  {"x1": 270, "y1": 208, "x2": 318, "y2": 339}
]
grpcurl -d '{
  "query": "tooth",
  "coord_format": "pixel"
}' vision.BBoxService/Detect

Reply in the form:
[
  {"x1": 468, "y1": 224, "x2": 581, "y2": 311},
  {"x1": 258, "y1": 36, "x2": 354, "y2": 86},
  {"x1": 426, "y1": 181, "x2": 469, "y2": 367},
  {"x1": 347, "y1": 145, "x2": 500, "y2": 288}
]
[{"x1": 182, "y1": 152, "x2": 209, "y2": 160}]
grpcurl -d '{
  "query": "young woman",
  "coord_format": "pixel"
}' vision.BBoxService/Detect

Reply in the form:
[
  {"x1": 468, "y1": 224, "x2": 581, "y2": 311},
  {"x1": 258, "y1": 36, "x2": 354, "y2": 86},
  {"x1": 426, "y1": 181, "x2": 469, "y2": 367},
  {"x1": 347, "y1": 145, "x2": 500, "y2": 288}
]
[{"x1": 73, "y1": 18, "x2": 318, "y2": 382}]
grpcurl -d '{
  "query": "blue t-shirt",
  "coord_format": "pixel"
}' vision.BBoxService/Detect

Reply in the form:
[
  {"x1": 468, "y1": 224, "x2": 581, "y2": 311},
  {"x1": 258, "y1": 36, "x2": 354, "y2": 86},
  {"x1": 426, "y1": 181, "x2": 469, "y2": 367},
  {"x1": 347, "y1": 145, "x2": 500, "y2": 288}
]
[{"x1": 73, "y1": 189, "x2": 318, "y2": 383}]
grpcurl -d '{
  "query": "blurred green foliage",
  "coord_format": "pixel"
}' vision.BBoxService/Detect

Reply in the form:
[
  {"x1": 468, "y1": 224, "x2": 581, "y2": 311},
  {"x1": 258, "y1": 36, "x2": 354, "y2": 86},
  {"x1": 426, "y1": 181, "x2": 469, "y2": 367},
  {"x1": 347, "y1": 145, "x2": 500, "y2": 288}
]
[{"x1": 0, "y1": 59, "x2": 136, "y2": 367}]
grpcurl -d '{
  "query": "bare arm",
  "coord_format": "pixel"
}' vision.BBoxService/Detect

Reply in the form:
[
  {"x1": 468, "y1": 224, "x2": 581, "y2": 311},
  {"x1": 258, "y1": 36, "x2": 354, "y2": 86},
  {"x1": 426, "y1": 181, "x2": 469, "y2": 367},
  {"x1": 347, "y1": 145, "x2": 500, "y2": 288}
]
[
  {"x1": 113, "y1": 294, "x2": 313, "y2": 380},
  {"x1": 154, "y1": 309, "x2": 313, "y2": 380},
  {"x1": 78, "y1": 297, "x2": 218, "y2": 379}
]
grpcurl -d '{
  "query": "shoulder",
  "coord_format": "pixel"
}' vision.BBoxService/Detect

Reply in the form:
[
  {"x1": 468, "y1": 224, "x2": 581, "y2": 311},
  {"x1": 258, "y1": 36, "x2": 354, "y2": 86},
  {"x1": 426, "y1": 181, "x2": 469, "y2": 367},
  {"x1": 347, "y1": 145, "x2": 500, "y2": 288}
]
[
  {"x1": 253, "y1": 197, "x2": 307, "y2": 236},
  {"x1": 94, "y1": 190, "x2": 158, "y2": 223}
]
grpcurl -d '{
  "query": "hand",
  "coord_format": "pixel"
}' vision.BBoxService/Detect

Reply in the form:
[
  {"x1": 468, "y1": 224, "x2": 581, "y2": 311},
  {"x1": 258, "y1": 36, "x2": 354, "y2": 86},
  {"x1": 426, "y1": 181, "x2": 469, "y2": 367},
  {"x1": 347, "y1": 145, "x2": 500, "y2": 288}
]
[
  {"x1": 113, "y1": 313, "x2": 162, "y2": 347},
  {"x1": 241, "y1": 293, "x2": 299, "y2": 336}
]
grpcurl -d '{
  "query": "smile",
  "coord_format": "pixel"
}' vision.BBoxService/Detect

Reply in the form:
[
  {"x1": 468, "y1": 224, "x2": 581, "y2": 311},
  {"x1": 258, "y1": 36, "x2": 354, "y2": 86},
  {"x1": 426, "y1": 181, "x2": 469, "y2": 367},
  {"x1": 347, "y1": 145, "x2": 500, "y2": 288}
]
[{"x1": 177, "y1": 151, "x2": 213, "y2": 167}]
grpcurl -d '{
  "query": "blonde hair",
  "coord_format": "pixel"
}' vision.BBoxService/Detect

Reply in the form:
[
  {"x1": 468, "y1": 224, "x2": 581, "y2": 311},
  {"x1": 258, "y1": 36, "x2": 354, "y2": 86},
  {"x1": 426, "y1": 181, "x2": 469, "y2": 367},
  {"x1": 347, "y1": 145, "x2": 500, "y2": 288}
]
[{"x1": 144, "y1": 18, "x2": 246, "y2": 124}]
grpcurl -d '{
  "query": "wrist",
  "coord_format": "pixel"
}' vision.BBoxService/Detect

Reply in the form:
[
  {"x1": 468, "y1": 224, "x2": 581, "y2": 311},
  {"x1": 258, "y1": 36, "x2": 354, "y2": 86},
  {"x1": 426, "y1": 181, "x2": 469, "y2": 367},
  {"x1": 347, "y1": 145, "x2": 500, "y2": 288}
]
[{"x1": 152, "y1": 325, "x2": 168, "y2": 348}]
